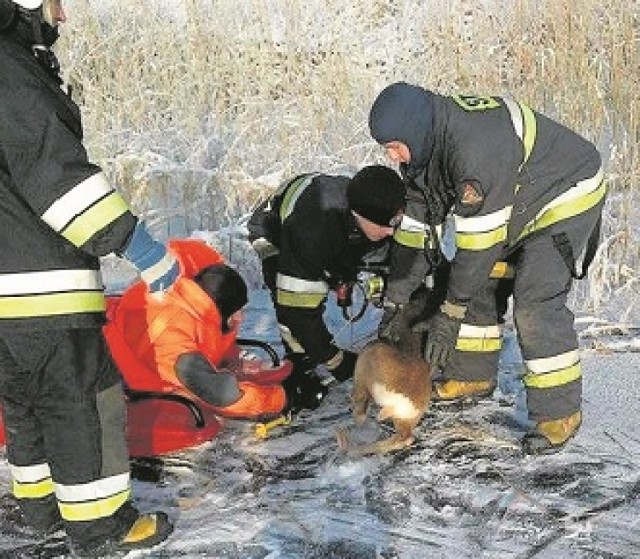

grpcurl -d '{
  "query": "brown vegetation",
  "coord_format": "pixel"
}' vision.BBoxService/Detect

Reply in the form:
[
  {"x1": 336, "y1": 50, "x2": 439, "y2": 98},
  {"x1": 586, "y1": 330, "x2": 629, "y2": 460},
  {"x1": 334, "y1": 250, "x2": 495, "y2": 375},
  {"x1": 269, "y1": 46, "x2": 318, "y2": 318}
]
[{"x1": 59, "y1": 0, "x2": 639, "y2": 311}]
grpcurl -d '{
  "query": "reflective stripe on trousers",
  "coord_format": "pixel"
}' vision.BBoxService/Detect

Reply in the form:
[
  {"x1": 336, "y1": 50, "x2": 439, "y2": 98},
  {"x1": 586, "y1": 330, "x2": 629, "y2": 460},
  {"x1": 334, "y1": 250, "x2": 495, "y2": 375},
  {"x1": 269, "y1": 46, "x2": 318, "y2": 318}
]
[{"x1": 0, "y1": 329, "x2": 132, "y2": 544}]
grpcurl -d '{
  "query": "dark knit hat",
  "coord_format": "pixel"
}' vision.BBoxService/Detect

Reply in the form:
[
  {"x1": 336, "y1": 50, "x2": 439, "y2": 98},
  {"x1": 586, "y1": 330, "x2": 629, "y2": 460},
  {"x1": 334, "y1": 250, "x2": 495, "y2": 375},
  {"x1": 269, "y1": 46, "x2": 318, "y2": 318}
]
[
  {"x1": 194, "y1": 264, "x2": 248, "y2": 324},
  {"x1": 347, "y1": 165, "x2": 406, "y2": 226}
]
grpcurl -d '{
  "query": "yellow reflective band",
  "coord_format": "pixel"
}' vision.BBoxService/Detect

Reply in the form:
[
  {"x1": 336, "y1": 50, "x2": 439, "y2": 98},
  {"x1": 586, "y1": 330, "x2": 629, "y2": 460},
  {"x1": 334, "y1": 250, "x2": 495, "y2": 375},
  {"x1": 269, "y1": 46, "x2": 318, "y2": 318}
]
[
  {"x1": 503, "y1": 97, "x2": 537, "y2": 170},
  {"x1": 520, "y1": 102, "x2": 537, "y2": 166},
  {"x1": 490, "y1": 261, "x2": 515, "y2": 279},
  {"x1": 9, "y1": 462, "x2": 52, "y2": 482},
  {"x1": 279, "y1": 174, "x2": 318, "y2": 222},
  {"x1": 276, "y1": 274, "x2": 328, "y2": 294},
  {"x1": 503, "y1": 96, "x2": 524, "y2": 141},
  {"x1": 58, "y1": 489, "x2": 130, "y2": 522},
  {"x1": 62, "y1": 191, "x2": 129, "y2": 247},
  {"x1": 518, "y1": 180, "x2": 606, "y2": 242},
  {"x1": 523, "y1": 363, "x2": 582, "y2": 389},
  {"x1": 456, "y1": 337, "x2": 502, "y2": 352},
  {"x1": 55, "y1": 472, "x2": 130, "y2": 502},
  {"x1": 0, "y1": 292, "x2": 106, "y2": 318},
  {"x1": 42, "y1": 173, "x2": 114, "y2": 232},
  {"x1": 526, "y1": 348, "x2": 579, "y2": 374},
  {"x1": 394, "y1": 228, "x2": 426, "y2": 249},
  {"x1": 454, "y1": 206, "x2": 511, "y2": 233},
  {"x1": 277, "y1": 290, "x2": 325, "y2": 308},
  {"x1": 13, "y1": 478, "x2": 55, "y2": 500},
  {"x1": 278, "y1": 323, "x2": 305, "y2": 353},
  {"x1": 457, "y1": 323, "x2": 502, "y2": 352},
  {"x1": 456, "y1": 226, "x2": 507, "y2": 250},
  {"x1": 459, "y1": 323, "x2": 502, "y2": 338}
]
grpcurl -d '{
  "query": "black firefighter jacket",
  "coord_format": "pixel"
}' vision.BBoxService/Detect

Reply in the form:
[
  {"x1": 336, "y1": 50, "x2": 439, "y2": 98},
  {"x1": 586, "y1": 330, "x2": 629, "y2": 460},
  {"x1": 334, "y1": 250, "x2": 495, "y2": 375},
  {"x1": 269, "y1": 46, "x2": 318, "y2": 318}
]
[
  {"x1": 249, "y1": 173, "x2": 388, "y2": 365},
  {"x1": 0, "y1": 35, "x2": 137, "y2": 332},
  {"x1": 387, "y1": 94, "x2": 604, "y2": 306}
]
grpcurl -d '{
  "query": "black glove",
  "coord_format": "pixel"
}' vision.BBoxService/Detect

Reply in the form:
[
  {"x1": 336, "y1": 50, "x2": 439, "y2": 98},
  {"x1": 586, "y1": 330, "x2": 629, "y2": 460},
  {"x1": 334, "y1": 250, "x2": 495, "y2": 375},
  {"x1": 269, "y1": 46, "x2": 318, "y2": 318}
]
[
  {"x1": 378, "y1": 303, "x2": 404, "y2": 343},
  {"x1": 419, "y1": 301, "x2": 466, "y2": 369},
  {"x1": 326, "y1": 349, "x2": 358, "y2": 383},
  {"x1": 282, "y1": 354, "x2": 329, "y2": 413}
]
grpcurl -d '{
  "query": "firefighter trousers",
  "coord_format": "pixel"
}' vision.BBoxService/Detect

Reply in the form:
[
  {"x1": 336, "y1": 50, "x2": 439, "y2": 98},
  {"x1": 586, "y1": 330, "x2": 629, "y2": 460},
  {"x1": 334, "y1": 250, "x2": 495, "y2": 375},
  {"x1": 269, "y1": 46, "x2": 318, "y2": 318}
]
[
  {"x1": 444, "y1": 206, "x2": 603, "y2": 422},
  {"x1": 0, "y1": 327, "x2": 135, "y2": 547}
]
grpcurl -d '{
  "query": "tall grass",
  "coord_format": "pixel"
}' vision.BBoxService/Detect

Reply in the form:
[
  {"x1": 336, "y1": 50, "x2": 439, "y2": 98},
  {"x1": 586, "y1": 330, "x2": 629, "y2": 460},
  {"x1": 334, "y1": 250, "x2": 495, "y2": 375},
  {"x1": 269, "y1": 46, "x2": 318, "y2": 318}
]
[{"x1": 59, "y1": 0, "x2": 639, "y2": 315}]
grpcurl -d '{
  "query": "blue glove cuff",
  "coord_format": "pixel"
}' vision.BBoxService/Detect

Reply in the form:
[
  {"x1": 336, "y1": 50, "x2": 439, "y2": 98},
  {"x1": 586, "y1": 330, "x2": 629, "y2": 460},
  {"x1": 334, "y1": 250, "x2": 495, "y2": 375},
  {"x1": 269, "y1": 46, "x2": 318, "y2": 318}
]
[{"x1": 123, "y1": 221, "x2": 179, "y2": 292}]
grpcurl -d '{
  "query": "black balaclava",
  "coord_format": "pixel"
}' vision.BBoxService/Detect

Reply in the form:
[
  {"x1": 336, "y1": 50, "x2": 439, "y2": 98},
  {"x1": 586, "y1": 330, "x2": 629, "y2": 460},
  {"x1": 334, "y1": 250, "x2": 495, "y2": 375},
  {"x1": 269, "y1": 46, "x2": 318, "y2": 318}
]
[
  {"x1": 0, "y1": 0, "x2": 61, "y2": 82},
  {"x1": 194, "y1": 264, "x2": 249, "y2": 333},
  {"x1": 368, "y1": 82, "x2": 436, "y2": 177}
]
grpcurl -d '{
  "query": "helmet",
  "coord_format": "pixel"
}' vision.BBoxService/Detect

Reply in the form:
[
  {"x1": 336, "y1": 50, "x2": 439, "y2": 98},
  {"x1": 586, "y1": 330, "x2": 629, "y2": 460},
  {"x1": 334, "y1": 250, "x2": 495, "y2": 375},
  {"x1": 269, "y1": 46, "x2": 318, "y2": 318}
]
[
  {"x1": 12, "y1": 1, "x2": 42, "y2": 8},
  {"x1": 14, "y1": 0, "x2": 58, "y2": 29},
  {"x1": 0, "y1": 0, "x2": 43, "y2": 31}
]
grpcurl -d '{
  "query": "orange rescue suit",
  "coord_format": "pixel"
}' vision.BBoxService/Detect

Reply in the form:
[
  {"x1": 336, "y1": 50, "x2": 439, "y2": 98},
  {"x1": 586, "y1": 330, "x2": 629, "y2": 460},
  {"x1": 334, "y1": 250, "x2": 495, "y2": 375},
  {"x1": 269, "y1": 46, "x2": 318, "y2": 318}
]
[{"x1": 105, "y1": 239, "x2": 286, "y2": 418}]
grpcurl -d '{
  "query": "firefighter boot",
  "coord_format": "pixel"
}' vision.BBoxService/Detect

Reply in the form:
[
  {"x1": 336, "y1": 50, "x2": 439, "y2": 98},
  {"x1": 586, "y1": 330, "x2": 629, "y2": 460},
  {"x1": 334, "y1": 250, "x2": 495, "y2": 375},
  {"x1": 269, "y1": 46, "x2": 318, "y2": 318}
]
[
  {"x1": 16, "y1": 494, "x2": 64, "y2": 535},
  {"x1": 117, "y1": 512, "x2": 173, "y2": 552},
  {"x1": 69, "y1": 504, "x2": 173, "y2": 558},
  {"x1": 432, "y1": 379, "x2": 496, "y2": 404},
  {"x1": 522, "y1": 411, "x2": 582, "y2": 455}
]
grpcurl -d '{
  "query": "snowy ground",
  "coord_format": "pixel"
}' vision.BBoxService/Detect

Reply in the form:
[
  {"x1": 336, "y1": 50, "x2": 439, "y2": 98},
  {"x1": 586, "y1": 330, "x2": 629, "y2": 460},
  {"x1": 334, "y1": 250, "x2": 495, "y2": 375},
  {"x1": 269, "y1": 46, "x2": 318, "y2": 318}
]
[{"x1": 1, "y1": 288, "x2": 639, "y2": 558}]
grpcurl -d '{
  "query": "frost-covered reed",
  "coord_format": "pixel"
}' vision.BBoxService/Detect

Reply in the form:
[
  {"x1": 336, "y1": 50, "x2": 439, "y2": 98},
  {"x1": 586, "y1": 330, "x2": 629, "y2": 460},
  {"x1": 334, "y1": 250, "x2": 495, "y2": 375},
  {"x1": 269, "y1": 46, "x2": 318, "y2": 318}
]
[{"x1": 59, "y1": 0, "x2": 639, "y2": 315}]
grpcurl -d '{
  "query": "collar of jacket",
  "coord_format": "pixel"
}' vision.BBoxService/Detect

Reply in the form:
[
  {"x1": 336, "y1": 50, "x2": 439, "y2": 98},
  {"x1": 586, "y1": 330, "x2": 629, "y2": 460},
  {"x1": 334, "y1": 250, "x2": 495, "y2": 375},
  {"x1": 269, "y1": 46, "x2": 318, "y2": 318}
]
[{"x1": 164, "y1": 277, "x2": 224, "y2": 328}]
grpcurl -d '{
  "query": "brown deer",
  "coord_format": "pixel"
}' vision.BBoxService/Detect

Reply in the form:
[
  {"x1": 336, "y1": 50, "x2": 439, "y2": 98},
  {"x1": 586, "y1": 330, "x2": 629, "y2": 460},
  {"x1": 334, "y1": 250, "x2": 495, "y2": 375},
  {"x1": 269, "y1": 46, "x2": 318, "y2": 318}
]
[{"x1": 336, "y1": 287, "x2": 437, "y2": 455}]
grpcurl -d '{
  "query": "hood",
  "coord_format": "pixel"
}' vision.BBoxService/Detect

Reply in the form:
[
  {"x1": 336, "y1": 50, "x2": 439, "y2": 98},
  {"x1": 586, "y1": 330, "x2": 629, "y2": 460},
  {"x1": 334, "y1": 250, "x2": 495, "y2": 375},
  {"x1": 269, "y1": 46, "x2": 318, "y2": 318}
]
[
  {"x1": 168, "y1": 239, "x2": 225, "y2": 278},
  {"x1": 368, "y1": 81, "x2": 436, "y2": 174}
]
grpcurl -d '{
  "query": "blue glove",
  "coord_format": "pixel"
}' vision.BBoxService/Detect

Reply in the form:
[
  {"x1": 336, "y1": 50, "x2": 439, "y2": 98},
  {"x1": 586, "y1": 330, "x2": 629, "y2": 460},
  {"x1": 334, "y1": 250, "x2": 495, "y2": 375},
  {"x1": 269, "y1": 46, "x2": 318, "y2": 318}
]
[{"x1": 123, "y1": 221, "x2": 179, "y2": 292}]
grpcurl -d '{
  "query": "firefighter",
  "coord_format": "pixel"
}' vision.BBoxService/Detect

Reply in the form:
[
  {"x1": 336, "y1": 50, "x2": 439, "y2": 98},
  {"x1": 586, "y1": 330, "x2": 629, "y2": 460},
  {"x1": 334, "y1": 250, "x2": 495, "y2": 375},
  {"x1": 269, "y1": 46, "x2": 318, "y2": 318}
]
[
  {"x1": 368, "y1": 81, "x2": 605, "y2": 455},
  {"x1": 0, "y1": 0, "x2": 176, "y2": 555},
  {"x1": 247, "y1": 165, "x2": 406, "y2": 400}
]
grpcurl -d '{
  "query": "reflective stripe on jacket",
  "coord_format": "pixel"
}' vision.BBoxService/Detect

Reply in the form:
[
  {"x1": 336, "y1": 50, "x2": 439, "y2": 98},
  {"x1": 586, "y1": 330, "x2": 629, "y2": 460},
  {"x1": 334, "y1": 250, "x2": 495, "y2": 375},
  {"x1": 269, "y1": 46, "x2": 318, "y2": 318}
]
[
  {"x1": 0, "y1": 35, "x2": 136, "y2": 330},
  {"x1": 388, "y1": 93, "x2": 603, "y2": 304}
]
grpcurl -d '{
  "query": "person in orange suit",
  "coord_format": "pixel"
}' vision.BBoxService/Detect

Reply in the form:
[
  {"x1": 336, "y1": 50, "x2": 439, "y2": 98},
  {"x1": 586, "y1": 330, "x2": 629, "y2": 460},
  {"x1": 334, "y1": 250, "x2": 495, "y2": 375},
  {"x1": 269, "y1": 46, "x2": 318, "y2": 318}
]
[{"x1": 106, "y1": 239, "x2": 288, "y2": 419}]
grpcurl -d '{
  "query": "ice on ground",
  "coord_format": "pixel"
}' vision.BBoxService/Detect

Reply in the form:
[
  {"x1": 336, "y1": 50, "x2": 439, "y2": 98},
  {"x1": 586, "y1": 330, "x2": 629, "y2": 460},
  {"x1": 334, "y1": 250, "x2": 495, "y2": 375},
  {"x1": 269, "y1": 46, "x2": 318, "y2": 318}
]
[{"x1": 1, "y1": 290, "x2": 639, "y2": 558}]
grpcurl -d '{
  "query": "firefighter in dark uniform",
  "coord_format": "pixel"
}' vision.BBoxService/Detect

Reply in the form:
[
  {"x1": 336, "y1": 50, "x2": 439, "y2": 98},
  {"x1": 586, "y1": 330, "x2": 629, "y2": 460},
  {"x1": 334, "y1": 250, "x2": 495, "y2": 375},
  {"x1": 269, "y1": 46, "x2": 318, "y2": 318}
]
[
  {"x1": 0, "y1": 0, "x2": 177, "y2": 555},
  {"x1": 248, "y1": 165, "x2": 406, "y2": 405},
  {"x1": 368, "y1": 82, "x2": 605, "y2": 455}
]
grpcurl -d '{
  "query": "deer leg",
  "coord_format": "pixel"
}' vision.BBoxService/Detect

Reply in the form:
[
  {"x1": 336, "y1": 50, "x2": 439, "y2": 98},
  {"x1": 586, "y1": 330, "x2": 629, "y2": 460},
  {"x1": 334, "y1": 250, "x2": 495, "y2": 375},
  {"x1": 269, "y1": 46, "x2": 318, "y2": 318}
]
[
  {"x1": 351, "y1": 382, "x2": 370, "y2": 425},
  {"x1": 335, "y1": 426, "x2": 351, "y2": 452}
]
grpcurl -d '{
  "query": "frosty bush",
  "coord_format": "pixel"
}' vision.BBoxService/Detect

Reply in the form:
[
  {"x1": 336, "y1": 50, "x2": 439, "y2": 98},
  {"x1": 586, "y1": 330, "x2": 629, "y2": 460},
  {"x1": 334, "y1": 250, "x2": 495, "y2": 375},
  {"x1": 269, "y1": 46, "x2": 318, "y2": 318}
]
[{"x1": 60, "y1": 0, "x2": 639, "y2": 315}]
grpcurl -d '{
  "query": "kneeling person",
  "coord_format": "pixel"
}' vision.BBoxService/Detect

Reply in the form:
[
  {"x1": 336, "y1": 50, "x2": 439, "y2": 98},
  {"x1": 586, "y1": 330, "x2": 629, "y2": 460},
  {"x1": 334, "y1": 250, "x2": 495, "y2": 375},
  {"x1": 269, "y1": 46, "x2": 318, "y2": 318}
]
[
  {"x1": 248, "y1": 165, "x2": 406, "y2": 395},
  {"x1": 108, "y1": 240, "x2": 288, "y2": 418}
]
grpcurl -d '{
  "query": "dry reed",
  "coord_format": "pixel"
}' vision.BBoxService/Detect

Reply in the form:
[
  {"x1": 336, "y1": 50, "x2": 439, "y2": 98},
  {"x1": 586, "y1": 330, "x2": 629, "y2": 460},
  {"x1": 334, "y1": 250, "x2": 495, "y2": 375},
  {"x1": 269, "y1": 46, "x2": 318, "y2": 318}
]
[{"x1": 58, "y1": 0, "x2": 639, "y2": 314}]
